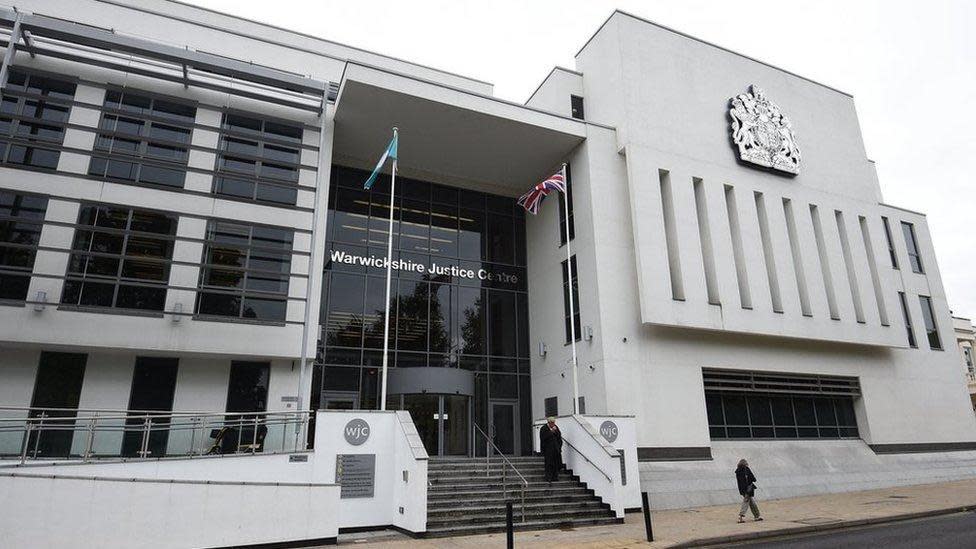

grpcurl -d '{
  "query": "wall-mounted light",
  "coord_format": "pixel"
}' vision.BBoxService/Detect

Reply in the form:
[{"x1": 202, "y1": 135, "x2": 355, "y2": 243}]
[
  {"x1": 539, "y1": 341, "x2": 549, "y2": 357},
  {"x1": 33, "y1": 290, "x2": 46, "y2": 312},
  {"x1": 171, "y1": 302, "x2": 183, "y2": 323},
  {"x1": 583, "y1": 325, "x2": 594, "y2": 341}
]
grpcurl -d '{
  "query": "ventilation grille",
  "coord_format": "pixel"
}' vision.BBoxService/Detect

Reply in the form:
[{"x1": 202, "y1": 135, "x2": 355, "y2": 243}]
[
  {"x1": 327, "y1": 82, "x2": 340, "y2": 102},
  {"x1": 702, "y1": 368, "x2": 860, "y2": 397}
]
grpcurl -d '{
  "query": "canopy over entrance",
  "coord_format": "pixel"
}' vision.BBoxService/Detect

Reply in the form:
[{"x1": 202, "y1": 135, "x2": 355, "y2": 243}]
[{"x1": 333, "y1": 62, "x2": 587, "y2": 194}]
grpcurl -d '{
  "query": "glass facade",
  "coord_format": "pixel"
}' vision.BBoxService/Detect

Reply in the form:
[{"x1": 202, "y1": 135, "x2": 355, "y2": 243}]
[
  {"x1": 316, "y1": 166, "x2": 531, "y2": 455},
  {"x1": 706, "y1": 391, "x2": 859, "y2": 439}
]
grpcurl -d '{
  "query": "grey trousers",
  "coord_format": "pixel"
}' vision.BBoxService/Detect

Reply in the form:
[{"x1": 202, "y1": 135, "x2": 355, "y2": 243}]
[{"x1": 739, "y1": 495, "x2": 760, "y2": 518}]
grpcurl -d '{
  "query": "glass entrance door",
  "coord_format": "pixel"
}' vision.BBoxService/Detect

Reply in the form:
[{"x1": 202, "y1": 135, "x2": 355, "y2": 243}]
[
  {"x1": 490, "y1": 401, "x2": 518, "y2": 455},
  {"x1": 392, "y1": 394, "x2": 469, "y2": 456}
]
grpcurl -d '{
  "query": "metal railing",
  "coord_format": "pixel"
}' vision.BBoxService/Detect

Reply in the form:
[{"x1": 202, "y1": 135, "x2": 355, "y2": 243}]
[
  {"x1": 473, "y1": 423, "x2": 527, "y2": 523},
  {"x1": 0, "y1": 406, "x2": 310, "y2": 464},
  {"x1": 562, "y1": 438, "x2": 613, "y2": 483}
]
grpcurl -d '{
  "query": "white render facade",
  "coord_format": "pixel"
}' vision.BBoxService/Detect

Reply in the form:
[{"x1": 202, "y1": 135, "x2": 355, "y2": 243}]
[{"x1": 0, "y1": 0, "x2": 973, "y2": 516}]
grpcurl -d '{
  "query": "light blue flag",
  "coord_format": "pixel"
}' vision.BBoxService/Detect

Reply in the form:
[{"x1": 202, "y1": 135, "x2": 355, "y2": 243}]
[{"x1": 363, "y1": 134, "x2": 398, "y2": 190}]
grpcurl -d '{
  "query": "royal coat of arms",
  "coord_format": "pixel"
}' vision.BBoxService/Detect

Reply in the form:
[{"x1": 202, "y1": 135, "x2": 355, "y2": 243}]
[{"x1": 729, "y1": 85, "x2": 801, "y2": 175}]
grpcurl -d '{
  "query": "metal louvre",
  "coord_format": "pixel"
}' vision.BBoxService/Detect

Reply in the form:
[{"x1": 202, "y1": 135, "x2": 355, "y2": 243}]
[
  {"x1": 0, "y1": 9, "x2": 330, "y2": 112},
  {"x1": 702, "y1": 368, "x2": 861, "y2": 397}
]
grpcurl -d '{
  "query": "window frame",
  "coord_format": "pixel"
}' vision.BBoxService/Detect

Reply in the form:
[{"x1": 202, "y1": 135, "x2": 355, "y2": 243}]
[
  {"x1": 705, "y1": 391, "x2": 860, "y2": 440},
  {"x1": 561, "y1": 254, "x2": 581, "y2": 344},
  {"x1": 900, "y1": 221, "x2": 924, "y2": 274},
  {"x1": 213, "y1": 112, "x2": 304, "y2": 206},
  {"x1": 195, "y1": 219, "x2": 295, "y2": 322},
  {"x1": 88, "y1": 88, "x2": 196, "y2": 189},
  {"x1": 60, "y1": 204, "x2": 179, "y2": 313},
  {"x1": 570, "y1": 95, "x2": 584, "y2": 120},
  {"x1": 557, "y1": 163, "x2": 575, "y2": 246},
  {"x1": 0, "y1": 70, "x2": 77, "y2": 170},
  {"x1": 898, "y1": 291, "x2": 917, "y2": 348},
  {"x1": 0, "y1": 191, "x2": 49, "y2": 301},
  {"x1": 918, "y1": 295, "x2": 942, "y2": 350},
  {"x1": 881, "y1": 216, "x2": 898, "y2": 269}
]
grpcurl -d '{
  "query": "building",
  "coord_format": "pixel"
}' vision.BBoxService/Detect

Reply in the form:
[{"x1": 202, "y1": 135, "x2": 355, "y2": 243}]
[
  {"x1": 953, "y1": 316, "x2": 976, "y2": 410},
  {"x1": 1, "y1": 1, "x2": 976, "y2": 542}
]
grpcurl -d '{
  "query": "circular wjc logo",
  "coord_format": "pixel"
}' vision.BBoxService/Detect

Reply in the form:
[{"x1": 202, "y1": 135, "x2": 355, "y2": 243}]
[
  {"x1": 600, "y1": 420, "x2": 619, "y2": 443},
  {"x1": 343, "y1": 418, "x2": 370, "y2": 446}
]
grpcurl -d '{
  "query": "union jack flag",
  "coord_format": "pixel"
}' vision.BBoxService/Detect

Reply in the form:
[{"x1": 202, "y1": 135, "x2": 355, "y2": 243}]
[{"x1": 517, "y1": 168, "x2": 566, "y2": 215}]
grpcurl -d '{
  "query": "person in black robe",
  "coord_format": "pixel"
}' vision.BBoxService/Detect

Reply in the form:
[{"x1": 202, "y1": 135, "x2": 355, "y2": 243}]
[{"x1": 539, "y1": 417, "x2": 563, "y2": 482}]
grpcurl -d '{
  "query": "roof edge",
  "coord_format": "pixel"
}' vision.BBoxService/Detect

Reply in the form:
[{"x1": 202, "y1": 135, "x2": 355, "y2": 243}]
[
  {"x1": 576, "y1": 9, "x2": 854, "y2": 99},
  {"x1": 92, "y1": 0, "x2": 494, "y2": 89},
  {"x1": 524, "y1": 65, "x2": 583, "y2": 105}
]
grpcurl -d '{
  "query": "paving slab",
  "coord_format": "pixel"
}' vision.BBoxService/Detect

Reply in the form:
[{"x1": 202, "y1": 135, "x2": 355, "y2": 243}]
[{"x1": 330, "y1": 478, "x2": 976, "y2": 547}]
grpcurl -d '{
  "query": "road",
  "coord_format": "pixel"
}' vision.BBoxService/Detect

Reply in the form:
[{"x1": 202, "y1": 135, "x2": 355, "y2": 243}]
[{"x1": 729, "y1": 511, "x2": 976, "y2": 549}]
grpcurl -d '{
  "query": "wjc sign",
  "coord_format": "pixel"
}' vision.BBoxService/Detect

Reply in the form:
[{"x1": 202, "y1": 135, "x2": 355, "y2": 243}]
[{"x1": 343, "y1": 418, "x2": 370, "y2": 446}]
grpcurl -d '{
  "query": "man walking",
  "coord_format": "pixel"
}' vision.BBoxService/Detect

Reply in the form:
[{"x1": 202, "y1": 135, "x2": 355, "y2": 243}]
[
  {"x1": 735, "y1": 458, "x2": 763, "y2": 523},
  {"x1": 540, "y1": 417, "x2": 563, "y2": 482}
]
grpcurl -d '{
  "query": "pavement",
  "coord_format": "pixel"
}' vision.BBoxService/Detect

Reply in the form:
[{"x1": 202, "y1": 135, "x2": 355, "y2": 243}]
[{"x1": 331, "y1": 478, "x2": 976, "y2": 548}]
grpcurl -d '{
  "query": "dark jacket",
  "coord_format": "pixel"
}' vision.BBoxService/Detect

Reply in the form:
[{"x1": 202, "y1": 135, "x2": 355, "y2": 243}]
[
  {"x1": 540, "y1": 424, "x2": 563, "y2": 457},
  {"x1": 735, "y1": 465, "x2": 757, "y2": 496}
]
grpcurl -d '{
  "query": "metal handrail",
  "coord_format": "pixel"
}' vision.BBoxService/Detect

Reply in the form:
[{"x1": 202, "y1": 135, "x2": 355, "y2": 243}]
[
  {"x1": 562, "y1": 438, "x2": 613, "y2": 483},
  {"x1": 472, "y1": 423, "x2": 527, "y2": 523},
  {"x1": 0, "y1": 406, "x2": 310, "y2": 464}
]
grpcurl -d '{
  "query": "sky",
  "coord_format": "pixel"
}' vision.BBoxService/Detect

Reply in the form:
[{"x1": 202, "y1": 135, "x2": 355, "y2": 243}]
[{"x1": 187, "y1": 0, "x2": 976, "y2": 319}]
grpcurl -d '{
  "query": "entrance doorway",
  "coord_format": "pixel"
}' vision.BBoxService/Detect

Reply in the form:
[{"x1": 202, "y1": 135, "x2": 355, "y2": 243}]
[
  {"x1": 388, "y1": 394, "x2": 469, "y2": 456},
  {"x1": 490, "y1": 401, "x2": 519, "y2": 455}
]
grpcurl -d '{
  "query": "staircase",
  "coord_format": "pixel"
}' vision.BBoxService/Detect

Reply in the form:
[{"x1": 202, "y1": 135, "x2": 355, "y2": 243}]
[{"x1": 425, "y1": 455, "x2": 620, "y2": 537}]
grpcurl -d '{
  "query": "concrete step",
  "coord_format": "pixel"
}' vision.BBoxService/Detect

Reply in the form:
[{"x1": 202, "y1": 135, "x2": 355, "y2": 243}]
[
  {"x1": 427, "y1": 463, "x2": 546, "y2": 474},
  {"x1": 424, "y1": 516, "x2": 622, "y2": 538},
  {"x1": 427, "y1": 456, "x2": 545, "y2": 465},
  {"x1": 428, "y1": 479, "x2": 581, "y2": 492},
  {"x1": 427, "y1": 507, "x2": 613, "y2": 528},
  {"x1": 428, "y1": 499, "x2": 610, "y2": 519},
  {"x1": 427, "y1": 485, "x2": 594, "y2": 502},
  {"x1": 428, "y1": 472, "x2": 576, "y2": 485},
  {"x1": 428, "y1": 492, "x2": 599, "y2": 509},
  {"x1": 425, "y1": 457, "x2": 618, "y2": 538}
]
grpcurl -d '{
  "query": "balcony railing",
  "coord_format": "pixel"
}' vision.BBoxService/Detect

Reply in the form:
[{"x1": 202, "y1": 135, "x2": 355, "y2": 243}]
[{"x1": 0, "y1": 406, "x2": 310, "y2": 464}]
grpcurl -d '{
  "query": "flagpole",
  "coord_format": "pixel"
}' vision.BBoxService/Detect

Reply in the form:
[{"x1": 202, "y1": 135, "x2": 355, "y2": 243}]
[
  {"x1": 379, "y1": 127, "x2": 398, "y2": 411},
  {"x1": 560, "y1": 163, "x2": 581, "y2": 415}
]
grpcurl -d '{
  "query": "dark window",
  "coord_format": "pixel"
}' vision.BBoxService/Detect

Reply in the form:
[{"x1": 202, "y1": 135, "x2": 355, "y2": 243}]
[
  {"x1": 918, "y1": 296, "x2": 942, "y2": 350},
  {"x1": 214, "y1": 113, "x2": 303, "y2": 205},
  {"x1": 0, "y1": 191, "x2": 47, "y2": 301},
  {"x1": 196, "y1": 220, "x2": 293, "y2": 321},
  {"x1": 544, "y1": 397, "x2": 558, "y2": 417},
  {"x1": 28, "y1": 352, "x2": 87, "y2": 458},
  {"x1": 898, "y1": 291, "x2": 917, "y2": 348},
  {"x1": 226, "y1": 361, "x2": 270, "y2": 414},
  {"x1": 881, "y1": 217, "x2": 898, "y2": 269},
  {"x1": 705, "y1": 391, "x2": 858, "y2": 440},
  {"x1": 0, "y1": 71, "x2": 76, "y2": 170},
  {"x1": 570, "y1": 95, "x2": 584, "y2": 120},
  {"x1": 122, "y1": 357, "x2": 179, "y2": 458},
  {"x1": 562, "y1": 255, "x2": 581, "y2": 343},
  {"x1": 61, "y1": 205, "x2": 177, "y2": 312},
  {"x1": 901, "y1": 221, "x2": 924, "y2": 274},
  {"x1": 488, "y1": 290, "x2": 517, "y2": 357},
  {"x1": 558, "y1": 164, "x2": 575, "y2": 245},
  {"x1": 89, "y1": 90, "x2": 195, "y2": 189}
]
